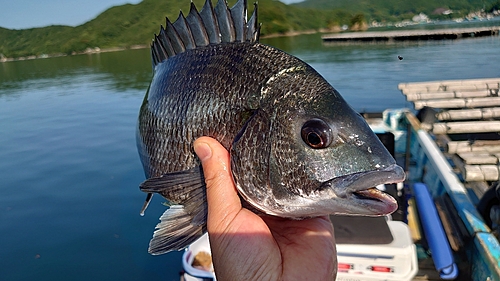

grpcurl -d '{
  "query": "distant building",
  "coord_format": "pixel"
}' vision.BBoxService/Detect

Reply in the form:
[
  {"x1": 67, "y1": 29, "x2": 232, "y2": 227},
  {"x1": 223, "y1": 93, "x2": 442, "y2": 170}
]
[
  {"x1": 433, "y1": 8, "x2": 453, "y2": 15},
  {"x1": 412, "y1": 13, "x2": 429, "y2": 22}
]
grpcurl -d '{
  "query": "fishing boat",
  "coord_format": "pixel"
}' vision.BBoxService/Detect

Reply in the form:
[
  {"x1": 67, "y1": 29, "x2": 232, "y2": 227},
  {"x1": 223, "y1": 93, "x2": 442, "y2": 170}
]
[{"x1": 180, "y1": 78, "x2": 500, "y2": 281}]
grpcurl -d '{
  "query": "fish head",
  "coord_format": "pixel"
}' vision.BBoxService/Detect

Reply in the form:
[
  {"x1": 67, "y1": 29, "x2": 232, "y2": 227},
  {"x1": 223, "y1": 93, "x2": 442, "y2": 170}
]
[
  {"x1": 232, "y1": 65, "x2": 405, "y2": 218},
  {"x1": 291, "y1": 97, "x2": 404, "y2": 217}
]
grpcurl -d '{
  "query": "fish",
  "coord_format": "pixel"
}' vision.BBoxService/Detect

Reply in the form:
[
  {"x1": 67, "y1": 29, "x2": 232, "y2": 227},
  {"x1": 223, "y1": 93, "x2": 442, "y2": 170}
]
[{"x1": 136, "y1": 0, "x2": 405, "y2": 255}]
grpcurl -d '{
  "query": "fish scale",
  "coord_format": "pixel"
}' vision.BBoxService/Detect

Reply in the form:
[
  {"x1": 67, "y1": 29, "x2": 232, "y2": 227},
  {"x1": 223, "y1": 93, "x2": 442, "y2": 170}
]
[{"x1": 137, "y1": 0, "x2": 405, "y2": 254}]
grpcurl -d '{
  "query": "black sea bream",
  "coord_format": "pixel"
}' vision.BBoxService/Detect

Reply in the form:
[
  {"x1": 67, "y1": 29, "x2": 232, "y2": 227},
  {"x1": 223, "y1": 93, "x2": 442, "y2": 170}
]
[{"x1": 136, "y1": 0, "x2": 405, "y2": 254}]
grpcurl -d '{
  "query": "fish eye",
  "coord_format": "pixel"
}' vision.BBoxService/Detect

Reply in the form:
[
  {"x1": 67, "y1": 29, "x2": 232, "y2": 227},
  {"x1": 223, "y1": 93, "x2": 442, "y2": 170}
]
[{"x1": 301, "y1": 119, "x2": 333, "y2": 149}]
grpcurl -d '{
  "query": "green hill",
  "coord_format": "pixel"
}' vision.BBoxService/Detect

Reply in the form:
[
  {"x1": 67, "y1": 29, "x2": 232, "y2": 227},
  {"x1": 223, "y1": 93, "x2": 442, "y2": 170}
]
[
  {"x1": 294, "y1": 0, "x2": 498, "y2": 22},
  {"x1": 2, "y1": 0, "x2": 499, "y2": 58},
  {"x1": 0, "y1": 0, "x2": 350, "y2": 58}
]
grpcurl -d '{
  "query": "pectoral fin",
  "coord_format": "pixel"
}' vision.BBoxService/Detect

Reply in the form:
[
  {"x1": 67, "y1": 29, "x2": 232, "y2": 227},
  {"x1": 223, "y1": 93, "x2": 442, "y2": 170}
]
[{"x1": 139, "y1": 166, "x2": 208, "y2": 254}]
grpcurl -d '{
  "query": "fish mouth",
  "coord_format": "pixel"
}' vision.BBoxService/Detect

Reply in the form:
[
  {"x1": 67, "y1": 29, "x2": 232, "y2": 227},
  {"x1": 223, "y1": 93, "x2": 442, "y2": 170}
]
[
  {"x1": 353, "y1": 187, "x2": 393, "y2": 202},
  {"x1": 351, "y1": 187, "x2": 397, "y2": 214},
  {"x1": 323, "y1": 164, "x2": 405, "y2": 216}
]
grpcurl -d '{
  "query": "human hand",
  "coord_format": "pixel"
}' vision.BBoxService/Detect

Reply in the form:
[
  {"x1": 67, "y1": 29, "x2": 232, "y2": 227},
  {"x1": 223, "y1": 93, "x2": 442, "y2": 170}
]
[{"x1": 194, "y1": 137, "x2": 337, "y2": 281}]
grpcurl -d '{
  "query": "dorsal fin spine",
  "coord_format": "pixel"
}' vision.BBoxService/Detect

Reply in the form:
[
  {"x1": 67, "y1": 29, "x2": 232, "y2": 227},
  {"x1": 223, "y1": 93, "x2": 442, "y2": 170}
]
[
  {"x1": 230, "y1": 0, "x2": 246, "y2": 42},
  {"x1": 186, "y1": 2, "x2": 210, "y2": 47},
  {"x1": 165, "y1": 18, "x2": 186, "y2": 54},
  {"x1": 172, "y1": 11, "x2": 196, "y2": 50},
  {"x1": 151, "y1": 42, "x2": 159, "y2": 69},
  {"x1": 215, "y1": 0, "x2": 236, "y2": 42},
  {"x1": 153, "y1": 34, "x2": 168, "y2": 62},
  {"x1": 159, "y1": 26, "x2": 176, "y2": 57},
  {"x1": 246, "y1": 3, "x2": 259, "y2": 42},
  {"x1": 151, "y1": 0, "x2": 260, "y2": 67},
  {"x1": 199, "y1": 0, "x2": 221, "y2": 44}
]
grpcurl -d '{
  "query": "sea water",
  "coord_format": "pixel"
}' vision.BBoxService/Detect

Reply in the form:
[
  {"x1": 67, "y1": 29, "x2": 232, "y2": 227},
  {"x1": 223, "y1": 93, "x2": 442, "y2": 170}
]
[{"x1": 0, "y1": 33, "x2": 499, "y2": 281}]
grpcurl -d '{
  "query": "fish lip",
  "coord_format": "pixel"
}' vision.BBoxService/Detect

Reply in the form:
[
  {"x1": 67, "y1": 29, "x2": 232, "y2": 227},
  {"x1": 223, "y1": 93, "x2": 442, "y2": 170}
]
[
  {"x1": 321, "y1": 164, "x2": 405, "y2": 215},
  {"x1": 323, "y1": 163, "x2": 405, "y2": 193}
]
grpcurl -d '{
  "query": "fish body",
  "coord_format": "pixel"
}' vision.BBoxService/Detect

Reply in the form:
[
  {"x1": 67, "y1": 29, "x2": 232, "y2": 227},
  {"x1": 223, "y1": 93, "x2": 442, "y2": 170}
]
[{"x1": 137, "y1": 0, "x2": 405, "y2": 255}]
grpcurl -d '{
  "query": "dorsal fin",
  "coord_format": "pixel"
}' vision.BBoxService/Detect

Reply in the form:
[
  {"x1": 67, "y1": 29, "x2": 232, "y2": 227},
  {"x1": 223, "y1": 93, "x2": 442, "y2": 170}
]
[{"x1": 151, "y1": 0, "x2": 260, "y2": 67}]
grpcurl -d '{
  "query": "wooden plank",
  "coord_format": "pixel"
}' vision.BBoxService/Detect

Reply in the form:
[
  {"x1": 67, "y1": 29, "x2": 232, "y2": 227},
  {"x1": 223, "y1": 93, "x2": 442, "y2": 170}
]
[
  {"x1": 451, "y1": 153, "x2": 500, "y2": 181},
  {"x1": 414, "y1": 97, "x2": 500, "y2": 110},
  {"x1": 405, "y1": 90, "x2": 496, "y2": 101},
  {"x1": 402, "y1": 87, "x2": 499, "y2": 96},
  {"x1": 404, "y1": 111, "x2": 422, "y2": 130},
  {"x1": 432, "y1": 121, "x2": 500, "y2": 134},
  {"x1": 436, "y1": 107, "x2": 500, "y2": 121},
  {"x1": 405, "y1": 92, "x2": 456, "y2": 100},
  {"x1": 463, "y1": 164, "x2": 499, "y2": 181},
  {"x1": 450, "y1": 84, "x2": 491, "y2": 91},
  {"x1": 322, "y1": 26, "x2": 500, "y2": 42},
  {"x1": 414, "y1": 99, "x2": 466, "y2": 109},
  {"x1": 447, "y1": 140, "x2": 500, "y2": 154},
  {"x1": 407, "y1": 198, "x2": 422, "y2": 242},
  {"x1": 398, "y1": 78, "x2": 500, "y2": 91},
  {"x1": 435, "y1": 196, "x2": 465, "y2": 252},
  {"x1": 457, "y1": 152, "x2": 498, "y2": 164}
]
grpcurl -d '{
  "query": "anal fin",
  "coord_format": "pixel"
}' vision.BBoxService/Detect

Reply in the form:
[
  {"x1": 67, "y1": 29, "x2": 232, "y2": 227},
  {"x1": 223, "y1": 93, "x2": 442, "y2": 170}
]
[
  {"x1": 139, "y1": 166, "x2": 208, "y2": 254},
  {"x1": 149, "y1": 205, "x2": 207, "y2": 254}
]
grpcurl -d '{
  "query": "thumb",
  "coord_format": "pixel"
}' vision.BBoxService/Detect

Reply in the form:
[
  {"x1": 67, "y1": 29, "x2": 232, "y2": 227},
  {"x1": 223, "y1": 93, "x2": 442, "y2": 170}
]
[{"x1": 193, "y1": 137, "x2": 241, "y2": 231}]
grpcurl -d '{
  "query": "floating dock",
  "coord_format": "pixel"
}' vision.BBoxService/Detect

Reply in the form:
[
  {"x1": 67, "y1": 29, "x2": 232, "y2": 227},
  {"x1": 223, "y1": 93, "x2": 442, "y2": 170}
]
[
  {"x1": 399, "y1": 77, "x2": 500, "y2": 184},
  {"x1": 322, "y1": 26, "x2": 500, "y2": 42}
]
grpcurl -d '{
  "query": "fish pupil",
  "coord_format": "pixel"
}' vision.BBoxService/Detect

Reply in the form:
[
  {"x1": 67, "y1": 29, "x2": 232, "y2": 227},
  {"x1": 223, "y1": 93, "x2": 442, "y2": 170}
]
[
  {"x1": 307, "y1": 132, "x2": 322, "y2": 146},
  {"x1": 301, "y1": 119, "x2": 333, "y2": 149}
]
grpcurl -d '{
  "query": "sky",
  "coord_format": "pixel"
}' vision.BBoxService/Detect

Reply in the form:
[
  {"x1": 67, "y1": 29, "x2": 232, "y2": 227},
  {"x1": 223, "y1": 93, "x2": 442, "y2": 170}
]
[
  {"x1": 0, "y1": 0, "x2": 302, "y2": 30},
  {"x1": 0, "y1": 0, "x2": 142, "y2": 30}
]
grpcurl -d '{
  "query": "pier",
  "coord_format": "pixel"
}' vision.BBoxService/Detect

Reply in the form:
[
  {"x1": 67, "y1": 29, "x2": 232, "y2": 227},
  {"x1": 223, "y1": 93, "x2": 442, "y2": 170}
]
[{"x1": 322, "y1": 26, "x2": 500, "y2": 42}]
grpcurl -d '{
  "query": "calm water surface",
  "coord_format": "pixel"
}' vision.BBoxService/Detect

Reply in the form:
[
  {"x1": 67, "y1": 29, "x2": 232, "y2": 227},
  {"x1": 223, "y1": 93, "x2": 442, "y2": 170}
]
[{"x1": 1, "y1": 34, "x2": 499, "y2": 280}]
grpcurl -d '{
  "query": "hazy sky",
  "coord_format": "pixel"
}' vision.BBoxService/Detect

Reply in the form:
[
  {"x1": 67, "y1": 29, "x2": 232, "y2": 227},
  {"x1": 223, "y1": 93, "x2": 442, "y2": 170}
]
[{"x1": 0, "y1": 0, "x2": 302, "y2": 30}]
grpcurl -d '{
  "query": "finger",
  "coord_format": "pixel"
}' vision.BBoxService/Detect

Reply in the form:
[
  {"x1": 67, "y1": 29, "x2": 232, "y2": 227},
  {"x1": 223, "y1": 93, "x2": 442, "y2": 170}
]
[{"x1": 193, "y1": 137, "x2": 241, "y2": 231}]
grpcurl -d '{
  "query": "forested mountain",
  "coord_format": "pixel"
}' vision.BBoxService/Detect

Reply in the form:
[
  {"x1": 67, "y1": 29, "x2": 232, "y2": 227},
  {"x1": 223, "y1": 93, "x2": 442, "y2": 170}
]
[
  {"x1": 1, "y1": 0, "x2": 499, "y2": 58},
  {"x1": 294, "y1": 0, "x2": 498, "y2": 22},
  {"x1": 0, "y1": 0, "x2": 349, "y2": 58}
]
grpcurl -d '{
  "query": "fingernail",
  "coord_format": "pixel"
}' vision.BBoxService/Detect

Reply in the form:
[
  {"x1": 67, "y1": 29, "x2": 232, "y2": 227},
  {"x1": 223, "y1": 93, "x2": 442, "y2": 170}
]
[{"x1": 194, "y1": 142, "x2": 212, "y2": 162}]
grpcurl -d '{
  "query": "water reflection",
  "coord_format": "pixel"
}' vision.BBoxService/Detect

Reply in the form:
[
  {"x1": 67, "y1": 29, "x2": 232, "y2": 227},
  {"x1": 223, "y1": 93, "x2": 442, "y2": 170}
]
[
  {"x1": 2, "y1": 34, "x2": 500, "y2": 112},
  {"x1": 0, "y1": 48, "x2": 151, "y2": 94}
]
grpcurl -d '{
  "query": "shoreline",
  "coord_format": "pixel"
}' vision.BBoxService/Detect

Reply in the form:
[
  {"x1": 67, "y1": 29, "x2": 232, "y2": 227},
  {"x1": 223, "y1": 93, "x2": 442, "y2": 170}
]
[
  {"x1": 1, "y1": 29, "x2": 330, "y2": 63},
  {"x1": 0, "y1": 44, "x2": 150, "y2": 63},
  {"x1": 3, "y1": 16, "x2": 500, "y2": 63}
]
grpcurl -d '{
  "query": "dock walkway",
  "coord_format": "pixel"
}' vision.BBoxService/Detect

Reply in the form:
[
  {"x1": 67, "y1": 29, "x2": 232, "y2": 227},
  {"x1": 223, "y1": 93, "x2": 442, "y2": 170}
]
[{"x1": 322, "y1": 26, "x2": 500, "y2": 42}]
